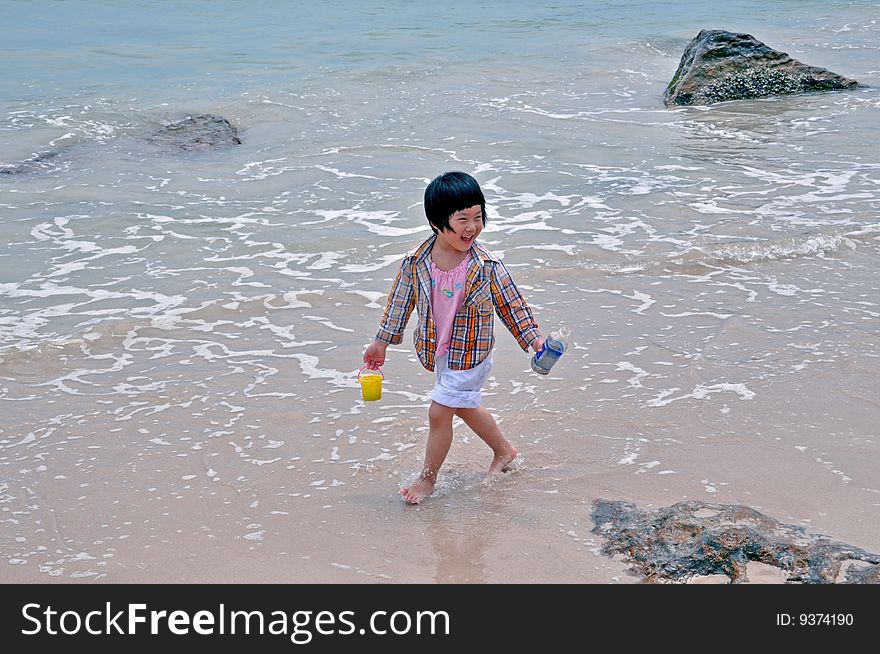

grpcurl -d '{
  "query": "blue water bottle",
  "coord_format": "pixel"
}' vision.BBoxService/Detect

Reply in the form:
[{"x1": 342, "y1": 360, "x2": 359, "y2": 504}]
[{"x1": 531, "y1": 326, "x2": 571, "y2": 375}]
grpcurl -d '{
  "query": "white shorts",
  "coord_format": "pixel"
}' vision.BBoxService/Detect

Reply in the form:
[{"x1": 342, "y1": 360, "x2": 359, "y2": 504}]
[{"x1": 430, "y1": 352, "x2": 493, "y2": 409}]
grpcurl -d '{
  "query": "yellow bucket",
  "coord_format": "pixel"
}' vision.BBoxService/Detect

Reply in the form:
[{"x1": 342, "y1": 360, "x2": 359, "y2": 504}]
[{"x1": 358, "y1": 365, "x2": 383, "y2": 402}]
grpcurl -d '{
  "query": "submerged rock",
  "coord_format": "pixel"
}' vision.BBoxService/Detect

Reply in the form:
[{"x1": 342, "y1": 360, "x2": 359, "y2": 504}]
[
  {"x1": 591, "y1": 499, "x2": 880, "y2": 583},
  {"x1": 664, "y1": 29, "x2": 860, "y2": 106},
  {"x1": 1, "y1": 114, "x2": 241, "y2": 177},
  {"x1": 0, "y1": 150, "x2": 63, "y2": 176},
  {"x1": 147, "y1": 114, "x2": 242, "y2": 151}
]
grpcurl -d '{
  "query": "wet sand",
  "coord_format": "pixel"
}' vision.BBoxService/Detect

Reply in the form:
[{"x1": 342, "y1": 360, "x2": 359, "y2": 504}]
[{"x1": 3, "y1": 351, "x2": 876, "y2": 585}]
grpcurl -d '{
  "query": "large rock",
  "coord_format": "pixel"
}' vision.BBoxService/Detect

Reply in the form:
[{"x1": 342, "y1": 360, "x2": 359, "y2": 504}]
[
  {"x1": 147, "y1": 114, "x2": 242, "y2": 151},
  {"x1": 664, "y1": 29, "x2": 860, "y2": 106},
  {"x1": 591, "y1": 499, "x2": 880, "y2": 583}
]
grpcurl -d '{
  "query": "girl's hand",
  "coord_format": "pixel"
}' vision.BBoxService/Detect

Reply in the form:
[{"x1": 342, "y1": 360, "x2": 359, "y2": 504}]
[
  {"x1": 531, "y1": 338, "x2": 545, "y2": 353},
  {"x1": 363, "y1": 339, "x2": 388, "y2": 369}
]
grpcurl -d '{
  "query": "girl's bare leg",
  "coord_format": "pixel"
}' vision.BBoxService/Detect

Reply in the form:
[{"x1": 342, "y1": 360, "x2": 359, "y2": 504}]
[
  {"x1": 455, "y1": 406, "x2": 518, "y2": 474},
  {"x1": 401, "y1": 401, "x2": 455, "y2": 504}
]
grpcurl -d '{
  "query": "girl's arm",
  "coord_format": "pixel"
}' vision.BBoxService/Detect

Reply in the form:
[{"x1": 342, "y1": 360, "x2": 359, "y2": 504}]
[
  {"x1": 374, "y1": 259, "x2": 416, "y2": 345},
  {"x1": 489, "y1": 260, "x2": 542, "y2": 351}
]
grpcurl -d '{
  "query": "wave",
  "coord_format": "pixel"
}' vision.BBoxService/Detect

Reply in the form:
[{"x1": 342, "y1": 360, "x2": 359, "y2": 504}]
[{"x1": 597, "y1": 225, "x2": 880, "y2": 274}]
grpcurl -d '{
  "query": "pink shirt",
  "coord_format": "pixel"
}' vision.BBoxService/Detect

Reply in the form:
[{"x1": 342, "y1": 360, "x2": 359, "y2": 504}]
[{"x1": 430, "y1": 252, "x2": 470, "y2": 357}]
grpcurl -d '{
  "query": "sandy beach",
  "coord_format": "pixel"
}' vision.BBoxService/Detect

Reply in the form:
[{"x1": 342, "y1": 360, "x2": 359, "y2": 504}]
[{"x1": 3, "y1": 341, "x2": 876, "y2": 584}]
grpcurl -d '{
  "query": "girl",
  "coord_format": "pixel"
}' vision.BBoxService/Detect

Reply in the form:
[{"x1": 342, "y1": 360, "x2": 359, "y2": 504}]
[{"x1": 363, "y1": 172, "x2": 544, "y2": 503}]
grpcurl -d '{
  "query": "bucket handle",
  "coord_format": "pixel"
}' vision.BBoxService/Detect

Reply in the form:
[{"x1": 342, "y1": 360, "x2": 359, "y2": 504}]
[{"x1": 358, "y1": 365, "x2": 384, "y2": 380}]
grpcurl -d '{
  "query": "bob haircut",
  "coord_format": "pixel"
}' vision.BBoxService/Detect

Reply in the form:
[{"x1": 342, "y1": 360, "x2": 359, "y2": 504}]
[{"x1": 424, "y1": 171, "x2": 487, "y2": 233}]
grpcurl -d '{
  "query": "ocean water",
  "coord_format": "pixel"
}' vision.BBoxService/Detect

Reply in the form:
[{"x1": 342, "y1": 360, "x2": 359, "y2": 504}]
[{"x1": 1, "y1": 0, "x2": 878, "y2": 581}]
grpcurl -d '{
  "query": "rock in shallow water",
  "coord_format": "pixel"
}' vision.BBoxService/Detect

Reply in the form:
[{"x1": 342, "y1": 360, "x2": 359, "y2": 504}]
[
  {"x1": 664, "y1": 29, "x2": 860, "y2": 107},
  {"x1": 0, "y1": 149, "x2": 63, "y2": 176},
  {"x1": 591, "y1": 499, "x2": 880, "y2": 583},
  {"x1": 148, "y1": 114, "x2": 242, "y2": 151},
  {"x1": 1, "y1": 114, "x2": 241, "y2": 176}
]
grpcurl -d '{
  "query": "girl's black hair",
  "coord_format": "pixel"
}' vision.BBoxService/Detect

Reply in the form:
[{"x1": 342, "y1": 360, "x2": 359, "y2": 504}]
[{"x1": 424, "y1": 171, "x2": 487, "y2": 232}]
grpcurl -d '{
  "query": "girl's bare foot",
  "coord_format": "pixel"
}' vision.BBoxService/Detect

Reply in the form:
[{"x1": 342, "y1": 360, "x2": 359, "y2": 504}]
[
  {"x1": 401, "y1": 473, "x2": 436, "y2": 504},
  {"x1": 488, "y1": 444, "x2": 517, "y2": 475}
]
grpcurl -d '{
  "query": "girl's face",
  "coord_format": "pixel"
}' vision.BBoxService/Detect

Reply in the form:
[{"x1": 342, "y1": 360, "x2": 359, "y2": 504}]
[{"x1": 437, "y1": 205, "x2": 483, "y2": 252}]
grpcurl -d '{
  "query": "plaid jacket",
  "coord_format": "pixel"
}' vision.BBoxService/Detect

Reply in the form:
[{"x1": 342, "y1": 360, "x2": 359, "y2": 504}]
[{"x1": 375, "y1": 234, "x2": 540, "y2": 371}]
